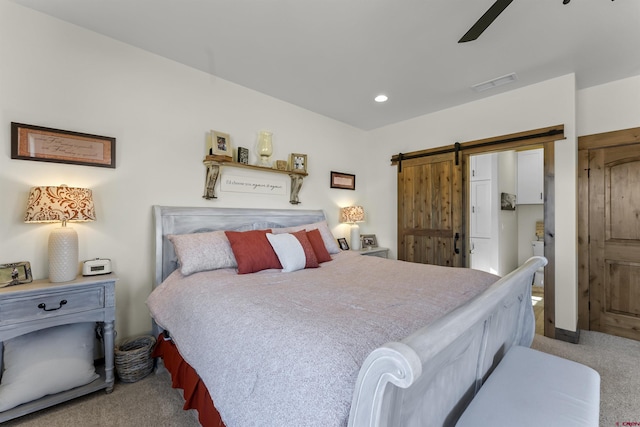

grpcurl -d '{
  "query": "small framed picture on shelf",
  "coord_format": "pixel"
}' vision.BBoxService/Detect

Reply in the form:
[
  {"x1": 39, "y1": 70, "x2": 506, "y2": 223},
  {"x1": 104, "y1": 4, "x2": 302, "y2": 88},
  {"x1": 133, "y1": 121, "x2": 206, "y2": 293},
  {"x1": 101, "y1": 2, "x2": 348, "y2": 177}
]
[
  {"x1": 361, "y1": 234, "x2": 378, "y2": 248},
  {"x1": 289, "y1": 153, "x2": 307, "y2": 173},
  {"x1": 337, "y1": 237, "x2": 349, "y2": 251},
  {"x1": 210, "y1": 130, "x2": 232, "y2": 156},
  {"x1": 237, "y1": 146, "x2": 249, "y2": 164}
]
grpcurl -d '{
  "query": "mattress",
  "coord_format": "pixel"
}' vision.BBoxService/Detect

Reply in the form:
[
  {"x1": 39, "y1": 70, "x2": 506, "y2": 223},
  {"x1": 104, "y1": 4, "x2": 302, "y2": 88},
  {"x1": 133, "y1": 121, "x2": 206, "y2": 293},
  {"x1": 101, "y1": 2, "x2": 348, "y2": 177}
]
[{"x1": 147, "y1": 251, "x2": 499, "y2": 426}]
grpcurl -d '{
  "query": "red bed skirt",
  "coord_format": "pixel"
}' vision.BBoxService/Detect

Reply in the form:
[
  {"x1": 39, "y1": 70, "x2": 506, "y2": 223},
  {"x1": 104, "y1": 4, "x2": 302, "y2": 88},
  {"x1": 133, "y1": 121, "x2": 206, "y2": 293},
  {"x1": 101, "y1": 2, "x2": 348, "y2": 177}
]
[{"x1": 152, "y1": 334, "x2": 226, "y2": 427}]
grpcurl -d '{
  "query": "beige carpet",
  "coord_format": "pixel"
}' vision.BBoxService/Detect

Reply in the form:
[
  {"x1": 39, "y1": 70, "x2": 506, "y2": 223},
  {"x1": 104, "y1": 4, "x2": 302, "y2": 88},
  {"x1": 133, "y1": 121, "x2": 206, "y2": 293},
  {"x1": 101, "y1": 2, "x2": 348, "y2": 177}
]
[
  {"x1": 3, "y1": 331, "x2": 639, "y2": 426},
  {"x1": 532, "y1": 330, "x2": 640, "y2": 426},
  {"x1": 2, "y1": 369, "x2": 200, "y2": 427}
]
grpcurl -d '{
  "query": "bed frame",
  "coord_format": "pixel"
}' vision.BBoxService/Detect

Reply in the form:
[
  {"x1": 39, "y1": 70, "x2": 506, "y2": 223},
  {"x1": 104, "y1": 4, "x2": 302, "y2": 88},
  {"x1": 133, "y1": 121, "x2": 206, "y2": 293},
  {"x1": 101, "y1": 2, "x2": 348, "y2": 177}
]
[{"x1": 152, "y1": 205, "x2": 547, "y2": 426}]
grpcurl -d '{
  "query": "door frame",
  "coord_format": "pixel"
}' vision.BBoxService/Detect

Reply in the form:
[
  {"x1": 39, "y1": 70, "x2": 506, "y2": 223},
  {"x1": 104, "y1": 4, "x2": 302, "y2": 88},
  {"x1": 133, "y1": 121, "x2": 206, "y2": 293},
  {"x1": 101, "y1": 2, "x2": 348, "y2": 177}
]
[
  {"x1": 461, "y1": 126, "x2": 560, "y2": 338},
  {"x1": 392, "y1": 125, "x2": 564, "y2": 338},
  {"x1": 577, "y1": 126, "x2": 640, "y2": 330}
]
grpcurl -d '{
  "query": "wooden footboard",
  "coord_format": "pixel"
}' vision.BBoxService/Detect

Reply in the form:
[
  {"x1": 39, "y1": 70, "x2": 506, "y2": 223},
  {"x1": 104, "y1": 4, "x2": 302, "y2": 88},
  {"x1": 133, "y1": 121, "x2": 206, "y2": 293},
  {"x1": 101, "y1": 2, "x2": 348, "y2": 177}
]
[{"x1": 348, "y1": 256, "x2": 547, "y2": 427}]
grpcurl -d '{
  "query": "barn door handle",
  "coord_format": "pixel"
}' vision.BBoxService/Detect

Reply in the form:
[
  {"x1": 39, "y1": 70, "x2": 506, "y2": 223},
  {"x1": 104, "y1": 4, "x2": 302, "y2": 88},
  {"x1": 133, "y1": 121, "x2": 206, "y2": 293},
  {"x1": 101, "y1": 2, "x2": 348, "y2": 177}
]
[{"x1": 454, "y1": 233, "x2": 461, "y2": 254}]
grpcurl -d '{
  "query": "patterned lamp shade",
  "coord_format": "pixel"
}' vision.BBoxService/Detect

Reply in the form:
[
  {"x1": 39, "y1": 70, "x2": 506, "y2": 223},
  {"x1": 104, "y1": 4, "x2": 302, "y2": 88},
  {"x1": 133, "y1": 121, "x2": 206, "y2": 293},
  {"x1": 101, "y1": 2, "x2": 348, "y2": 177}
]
[
  {"x1": 24, "y1": 186, "x2": 96, "y2": 224},
  {"x1": 340, "y1": 205, "x2": 365, "y2": 251},
  {"x1": 339, "y1": 205, "x2": 365, "y2": 224},
  {"x1": 24, "y1": 186, "x2": 95, "y2": 283}
]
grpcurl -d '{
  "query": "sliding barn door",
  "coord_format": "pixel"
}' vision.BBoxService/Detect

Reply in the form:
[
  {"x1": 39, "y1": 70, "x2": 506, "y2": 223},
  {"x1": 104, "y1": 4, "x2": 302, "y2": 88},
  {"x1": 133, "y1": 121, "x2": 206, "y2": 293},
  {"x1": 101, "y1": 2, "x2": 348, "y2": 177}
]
[
  {"x1": 397, "y1": 153, "x2": 463, "y2": 267},
  {"x1": 589, "y1": 142, "x2": 640, "y2": 340}
]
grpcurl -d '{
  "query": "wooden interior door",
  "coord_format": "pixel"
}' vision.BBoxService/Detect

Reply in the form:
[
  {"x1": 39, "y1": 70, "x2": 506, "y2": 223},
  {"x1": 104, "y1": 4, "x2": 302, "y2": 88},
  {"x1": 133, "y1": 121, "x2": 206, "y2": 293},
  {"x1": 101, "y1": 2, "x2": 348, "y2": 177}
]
[
  {"x1": 589, "y1": 142, "x2": 640, "y2": 340},
  {"x1": 397, "y1": 152, "x2": 463, "y2": 267}
]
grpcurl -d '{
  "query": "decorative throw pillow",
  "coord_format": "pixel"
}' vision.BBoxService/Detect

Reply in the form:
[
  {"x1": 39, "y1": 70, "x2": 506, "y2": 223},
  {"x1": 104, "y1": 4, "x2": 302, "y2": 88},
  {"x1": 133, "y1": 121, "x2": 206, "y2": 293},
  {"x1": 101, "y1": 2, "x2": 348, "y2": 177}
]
[
  {"x1": 272, "y1": 221, "x2": 341, "y2": 254},
  {"x1": 225, "y1": 229, "x2": 282, "y2": 274},
  {"x1": 291, "y1": 230, "x2": 319, "y2": 268},
  {"x1": 0, "y1": 323, "x2": 99, "y2": 412},
  {"x1": 168, "y1": 230, "x2": 237, "y2": 275},
  {"x1": 306, "y1": 229, "x2": 332, "y2": 263},
  {"x1": 266, "y1": 232, "x2": 319, "y2": 272}
]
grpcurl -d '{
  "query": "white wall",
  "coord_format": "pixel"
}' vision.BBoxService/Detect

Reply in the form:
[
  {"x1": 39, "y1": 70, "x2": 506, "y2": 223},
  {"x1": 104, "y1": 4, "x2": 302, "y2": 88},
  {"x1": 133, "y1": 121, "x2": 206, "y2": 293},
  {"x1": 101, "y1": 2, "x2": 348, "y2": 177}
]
[
  {"x1": 577, "y1": 75, "x2": 640, "y2": 137},
  {"x1": 367, "y1": 74, "x2": 579, "y2": 331},
  {"x1": 3, "y1": 1, "x2": 640, "y2": 338},
  {"x1": 497, "y1": 151, "x2": 518, "y2": 276},
  {"x1": 0, "y1": 2, "x2": 367, "y2": 339}
]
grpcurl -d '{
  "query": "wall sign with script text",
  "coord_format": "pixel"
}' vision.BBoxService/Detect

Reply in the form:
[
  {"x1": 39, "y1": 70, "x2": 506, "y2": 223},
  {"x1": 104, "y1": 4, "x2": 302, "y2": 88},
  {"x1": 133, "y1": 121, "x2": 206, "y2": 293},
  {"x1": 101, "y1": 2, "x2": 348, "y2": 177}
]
[{"x1": 11, "y1": 122, "x2": 116, "y2": 168}]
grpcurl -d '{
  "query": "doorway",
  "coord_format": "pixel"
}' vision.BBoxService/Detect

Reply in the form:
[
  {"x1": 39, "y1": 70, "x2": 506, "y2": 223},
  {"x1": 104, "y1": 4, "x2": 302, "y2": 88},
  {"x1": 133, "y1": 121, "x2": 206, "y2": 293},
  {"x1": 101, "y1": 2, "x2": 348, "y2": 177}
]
[
  {"x1": 578, "y1": 127, "x2": 640, "y2": 341},
  {"x1": 468, "y1": 149, "x2": 545, "y2": 335},
  {"x1": 393, "y1": 125, "x2": 563, "y2": 338}
]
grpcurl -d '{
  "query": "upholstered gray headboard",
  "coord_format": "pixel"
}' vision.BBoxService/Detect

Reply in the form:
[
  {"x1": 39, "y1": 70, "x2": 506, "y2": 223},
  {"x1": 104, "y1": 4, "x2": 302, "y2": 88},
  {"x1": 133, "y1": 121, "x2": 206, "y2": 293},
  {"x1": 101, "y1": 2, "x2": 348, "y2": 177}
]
[{"x1": 152, "y1": 206, "x2": 327, "y2": 289}]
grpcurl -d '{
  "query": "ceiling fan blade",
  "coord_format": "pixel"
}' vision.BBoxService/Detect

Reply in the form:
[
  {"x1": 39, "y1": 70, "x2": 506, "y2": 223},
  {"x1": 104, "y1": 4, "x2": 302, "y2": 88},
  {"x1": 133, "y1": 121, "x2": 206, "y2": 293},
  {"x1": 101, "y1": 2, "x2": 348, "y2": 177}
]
[{"x1": 458, "y1": 0, "x2": 514, "y2": 43}]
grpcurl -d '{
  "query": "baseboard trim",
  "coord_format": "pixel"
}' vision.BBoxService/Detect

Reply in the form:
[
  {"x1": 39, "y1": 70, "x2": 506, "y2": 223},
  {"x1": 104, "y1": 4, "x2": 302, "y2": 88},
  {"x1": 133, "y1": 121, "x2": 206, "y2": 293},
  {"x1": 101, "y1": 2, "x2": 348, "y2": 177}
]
[{"x1": 555, "y1": 327, "x2": 580, "y2": 344}]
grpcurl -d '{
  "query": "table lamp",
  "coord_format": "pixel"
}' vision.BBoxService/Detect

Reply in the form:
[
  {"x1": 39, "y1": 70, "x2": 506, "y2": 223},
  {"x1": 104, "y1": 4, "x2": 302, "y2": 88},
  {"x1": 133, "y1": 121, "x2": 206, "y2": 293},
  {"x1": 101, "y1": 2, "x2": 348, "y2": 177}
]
[
  {"x1": 340, "y1": 206, "x2": 365, "y2": 250},
  {"x1": 24, "y1": 185, "x2": 95, "y2": 282}
]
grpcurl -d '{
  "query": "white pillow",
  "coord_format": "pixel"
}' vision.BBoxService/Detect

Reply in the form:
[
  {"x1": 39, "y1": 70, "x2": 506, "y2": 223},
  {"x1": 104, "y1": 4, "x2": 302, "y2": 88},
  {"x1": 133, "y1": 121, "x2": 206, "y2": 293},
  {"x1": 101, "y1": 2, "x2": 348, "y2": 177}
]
[
  {"x1": 266, "y1": 233, "x2": 307, "y2": 273},
  {"x1": 169, "y1": 230, "x2": 237, "y2": 275},
  {"x1": 0, "y1": 323, "x2": 99, "y2": 412},
  {"x1": 272, "y1": 221, "x2": 341, "y2": 254}
]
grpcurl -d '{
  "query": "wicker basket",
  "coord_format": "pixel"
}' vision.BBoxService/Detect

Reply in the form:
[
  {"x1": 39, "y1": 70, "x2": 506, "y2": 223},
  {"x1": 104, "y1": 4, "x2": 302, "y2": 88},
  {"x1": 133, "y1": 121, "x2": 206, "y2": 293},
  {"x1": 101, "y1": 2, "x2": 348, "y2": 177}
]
[{"x1": 115, "y1": 335, "x2": 156, "y2": 383}]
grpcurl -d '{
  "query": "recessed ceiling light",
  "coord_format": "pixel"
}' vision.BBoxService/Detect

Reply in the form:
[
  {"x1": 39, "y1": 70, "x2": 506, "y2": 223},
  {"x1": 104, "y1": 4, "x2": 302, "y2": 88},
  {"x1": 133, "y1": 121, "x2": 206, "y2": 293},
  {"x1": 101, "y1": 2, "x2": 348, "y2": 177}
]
[{"x1": 374, "y1": 94, "x2": 388, "y2": 103}]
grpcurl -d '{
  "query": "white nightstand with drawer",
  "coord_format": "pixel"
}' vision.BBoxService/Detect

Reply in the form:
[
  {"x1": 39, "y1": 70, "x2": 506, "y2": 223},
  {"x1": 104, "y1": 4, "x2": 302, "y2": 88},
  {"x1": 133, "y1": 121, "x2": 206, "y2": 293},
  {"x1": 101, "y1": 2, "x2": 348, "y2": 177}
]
[
  {"x1": 0, "y1": 274, "x2": 116, "y2": 422},
  {"x1": 358, "y1": 247, "x2": 389, "y2": 258}
]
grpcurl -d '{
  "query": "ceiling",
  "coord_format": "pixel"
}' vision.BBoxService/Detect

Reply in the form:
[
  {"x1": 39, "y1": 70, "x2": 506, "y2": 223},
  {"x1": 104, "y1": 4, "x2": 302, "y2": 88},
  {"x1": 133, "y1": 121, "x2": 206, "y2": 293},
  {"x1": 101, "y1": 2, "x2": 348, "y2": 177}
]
[{"x1": 11, "y1": 0, "x2": 640, "y2": 130}]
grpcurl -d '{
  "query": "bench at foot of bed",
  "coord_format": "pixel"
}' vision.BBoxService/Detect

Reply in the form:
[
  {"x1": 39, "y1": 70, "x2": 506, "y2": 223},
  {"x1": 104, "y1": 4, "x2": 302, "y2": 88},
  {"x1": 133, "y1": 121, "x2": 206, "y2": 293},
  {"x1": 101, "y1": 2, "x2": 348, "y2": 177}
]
[{"x1": 456, "y1": 345, "x2": 600, "y2": 427}]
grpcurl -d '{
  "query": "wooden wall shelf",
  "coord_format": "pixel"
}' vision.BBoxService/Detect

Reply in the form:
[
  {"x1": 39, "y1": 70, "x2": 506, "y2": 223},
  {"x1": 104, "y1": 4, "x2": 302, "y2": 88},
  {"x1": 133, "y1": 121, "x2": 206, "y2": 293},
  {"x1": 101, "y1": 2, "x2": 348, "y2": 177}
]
[{"x1": 203, "y1": 156, "x2": 308, "y2": 204}]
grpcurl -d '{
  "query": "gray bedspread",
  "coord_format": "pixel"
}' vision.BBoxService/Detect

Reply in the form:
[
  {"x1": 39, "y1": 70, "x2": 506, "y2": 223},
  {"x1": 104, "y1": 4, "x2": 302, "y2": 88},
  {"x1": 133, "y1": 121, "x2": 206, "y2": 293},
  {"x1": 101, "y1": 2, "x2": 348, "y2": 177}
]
[{"x1": 146, "y1": 251, "x2": 499, "y2": 427}]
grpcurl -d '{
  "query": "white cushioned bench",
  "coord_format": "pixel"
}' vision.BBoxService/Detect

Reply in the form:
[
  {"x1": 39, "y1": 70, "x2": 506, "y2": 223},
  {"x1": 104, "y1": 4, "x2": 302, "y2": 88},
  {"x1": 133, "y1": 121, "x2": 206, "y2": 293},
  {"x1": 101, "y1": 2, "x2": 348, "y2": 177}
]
[{"x1": 456, "y1": 345, "x2": 600, "y2": 427}]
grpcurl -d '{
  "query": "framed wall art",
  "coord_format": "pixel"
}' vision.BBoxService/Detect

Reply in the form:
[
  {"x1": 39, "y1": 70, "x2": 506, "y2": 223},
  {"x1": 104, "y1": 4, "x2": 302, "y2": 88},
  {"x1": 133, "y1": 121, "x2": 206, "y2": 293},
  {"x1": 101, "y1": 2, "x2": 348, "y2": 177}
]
[
  {"x1": 211, "y1": 130, "x2": 232, "y2": 156},
  {"x1": 330, "y1": 171, "x2": 355, "y2": 190},
  {"x1": 11, "y1": 122, "x2": 116, "y2": 168}
]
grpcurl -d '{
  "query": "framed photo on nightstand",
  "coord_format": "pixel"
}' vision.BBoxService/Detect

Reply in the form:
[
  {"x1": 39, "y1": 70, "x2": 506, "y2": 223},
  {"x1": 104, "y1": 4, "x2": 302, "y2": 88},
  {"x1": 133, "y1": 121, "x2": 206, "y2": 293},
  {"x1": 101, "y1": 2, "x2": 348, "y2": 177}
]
[
  {"x1": 361, "y1": 234, "x2": 378, "y2": 248},
  {"x1": 337, "y1": 237, "x2": 349, "y2": 251}
]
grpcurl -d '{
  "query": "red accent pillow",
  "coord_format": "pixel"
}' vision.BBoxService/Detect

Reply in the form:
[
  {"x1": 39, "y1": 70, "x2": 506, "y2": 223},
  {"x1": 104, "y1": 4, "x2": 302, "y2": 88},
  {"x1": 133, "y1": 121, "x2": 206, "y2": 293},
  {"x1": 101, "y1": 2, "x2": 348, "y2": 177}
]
[
  {"x1": 306, "y1": 229, "x2": 332, "y2": 263},
  {"x1": 224, "y1": 229, "x2": 282, "y2": 274},
  {"x1": 291, "y1": 230, "x2": 319, "y2": 268}
]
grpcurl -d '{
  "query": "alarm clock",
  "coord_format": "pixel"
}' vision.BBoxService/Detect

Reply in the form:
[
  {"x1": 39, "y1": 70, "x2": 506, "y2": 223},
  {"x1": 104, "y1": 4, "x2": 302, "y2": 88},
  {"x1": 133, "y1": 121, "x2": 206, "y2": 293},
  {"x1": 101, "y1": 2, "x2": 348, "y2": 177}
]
[{"x1": 82, "y1": 258, "x2": 112, "y2": 276}]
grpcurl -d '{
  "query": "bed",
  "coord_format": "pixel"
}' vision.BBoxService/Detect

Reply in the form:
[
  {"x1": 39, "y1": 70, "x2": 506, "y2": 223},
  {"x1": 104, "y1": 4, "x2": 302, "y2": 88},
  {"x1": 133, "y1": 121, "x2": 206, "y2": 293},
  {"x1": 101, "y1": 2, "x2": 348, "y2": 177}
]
[{"x1": 147, "y1": 206, "x2": 546, "y2": 427}]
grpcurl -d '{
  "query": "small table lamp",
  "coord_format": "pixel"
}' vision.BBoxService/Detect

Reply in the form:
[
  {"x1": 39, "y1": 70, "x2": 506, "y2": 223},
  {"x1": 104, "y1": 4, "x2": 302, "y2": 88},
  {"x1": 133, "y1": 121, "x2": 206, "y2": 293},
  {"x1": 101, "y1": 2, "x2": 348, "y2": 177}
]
[
  {"x1": 340, "y1": 206, "x2": 365, "y2": 250},
  {"x1": 24, "y1": 185, "x2": 96, "y2": 283}
]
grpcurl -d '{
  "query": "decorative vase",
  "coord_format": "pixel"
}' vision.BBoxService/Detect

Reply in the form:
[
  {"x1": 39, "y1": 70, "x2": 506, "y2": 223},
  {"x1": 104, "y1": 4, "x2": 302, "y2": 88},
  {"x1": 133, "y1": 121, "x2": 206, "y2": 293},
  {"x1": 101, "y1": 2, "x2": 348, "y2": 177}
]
[{"x1": 257, "y1": 131, "x2": 273, "y2": 167}]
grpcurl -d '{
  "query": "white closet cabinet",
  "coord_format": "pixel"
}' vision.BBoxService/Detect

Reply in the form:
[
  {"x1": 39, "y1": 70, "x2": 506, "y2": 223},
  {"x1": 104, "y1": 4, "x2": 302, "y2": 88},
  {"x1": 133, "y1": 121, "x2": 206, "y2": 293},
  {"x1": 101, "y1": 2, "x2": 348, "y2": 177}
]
[{"x1": 517, "y1": 149, "x2": 543, "y2": 204}]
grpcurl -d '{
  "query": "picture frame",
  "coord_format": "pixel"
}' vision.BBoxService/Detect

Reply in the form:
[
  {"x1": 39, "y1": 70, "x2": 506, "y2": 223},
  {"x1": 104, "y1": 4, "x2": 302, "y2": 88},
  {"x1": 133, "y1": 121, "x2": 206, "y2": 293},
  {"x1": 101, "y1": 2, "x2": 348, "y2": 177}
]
[
  {"x1": 211, "y1": 130, "x2": 232, "y2": 156},
  {"x1": 501, "y1": 192, "x2": 517, "y2": 211},
  {"x1": 11, "y1": 122, "x2": 116, "y2": 168},
  {"x1": 289, "y1": 153, "x2": 307, "y2": 173},
  {"x1": 330, "y1": 171, "x2": 356, "y2": 190},
  {"x1": 361, "y1": 234, "x2": 378, "y2": 248},
  {"x1": 0, "y1": 261, "x2": 32, "y2": 288},
  {"x1": 337, "y1": 237, "x2": 350, "y2": 251},
  {"x1": 237, "y1": 146, "x2": 249, "y2": 164}
]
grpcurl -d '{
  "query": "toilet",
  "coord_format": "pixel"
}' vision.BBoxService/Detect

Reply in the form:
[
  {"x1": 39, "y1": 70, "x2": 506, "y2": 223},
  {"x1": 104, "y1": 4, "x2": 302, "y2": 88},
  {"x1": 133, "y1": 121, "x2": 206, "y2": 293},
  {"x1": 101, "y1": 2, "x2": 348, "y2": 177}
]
[{"x1": 531, "y1": 240, "x2": 544, "y2": 287}]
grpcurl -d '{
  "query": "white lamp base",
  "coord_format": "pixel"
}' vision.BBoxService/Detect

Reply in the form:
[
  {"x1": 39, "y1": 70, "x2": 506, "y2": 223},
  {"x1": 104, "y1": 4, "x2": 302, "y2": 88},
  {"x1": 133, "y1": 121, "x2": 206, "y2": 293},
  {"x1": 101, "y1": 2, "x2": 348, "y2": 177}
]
[
  {"x1": 350, "y1": 224, "x2": 361, "y2": 251},
  {"x1": 48, "y1": 226, "x2": 78, "y2": 282}
]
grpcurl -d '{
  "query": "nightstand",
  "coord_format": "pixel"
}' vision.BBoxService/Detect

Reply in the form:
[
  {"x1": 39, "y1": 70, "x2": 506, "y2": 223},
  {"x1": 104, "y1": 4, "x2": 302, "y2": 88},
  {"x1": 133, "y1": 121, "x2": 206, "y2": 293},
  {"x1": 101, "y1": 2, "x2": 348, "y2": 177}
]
[
  {"x1": 359, "y1": 247, "x2": 389, "y2": 258},
  {"x1": 0, "y1": 274, "x2": 116, "y2": 422}
]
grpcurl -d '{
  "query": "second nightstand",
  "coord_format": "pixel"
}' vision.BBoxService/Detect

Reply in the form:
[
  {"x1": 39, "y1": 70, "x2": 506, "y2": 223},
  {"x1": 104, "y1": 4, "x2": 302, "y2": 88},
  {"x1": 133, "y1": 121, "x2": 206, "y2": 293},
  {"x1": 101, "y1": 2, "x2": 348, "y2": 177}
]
[{"x1": 358, "y1": 247, "x2": 389, "y2": 258}]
